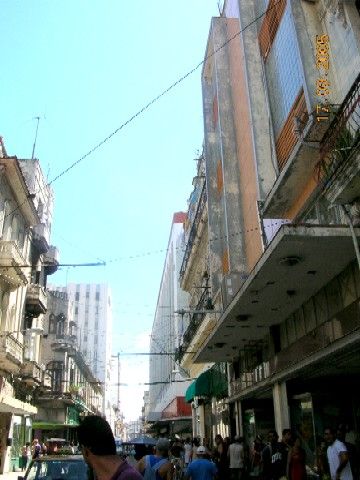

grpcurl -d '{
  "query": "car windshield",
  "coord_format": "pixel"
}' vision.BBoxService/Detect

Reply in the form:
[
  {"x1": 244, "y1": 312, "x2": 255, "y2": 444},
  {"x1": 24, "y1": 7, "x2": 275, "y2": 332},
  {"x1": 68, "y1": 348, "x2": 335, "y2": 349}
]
[{"x1": 26, "y1": 459, "x2": 88, "y2": 480}]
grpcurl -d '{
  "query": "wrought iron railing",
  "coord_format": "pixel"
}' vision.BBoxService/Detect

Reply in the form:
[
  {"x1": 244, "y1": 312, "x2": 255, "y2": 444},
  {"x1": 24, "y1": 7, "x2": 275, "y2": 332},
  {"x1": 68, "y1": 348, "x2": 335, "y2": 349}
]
[
  {"x1": 180, "y1": 181, "x2": 207, "y2": 280},
  {"x1": 315, "y1": 72, "x2": 360, "y2": 184},
  {"x1": 176, "y1": 288, "x2": 212, "y2": 363}
]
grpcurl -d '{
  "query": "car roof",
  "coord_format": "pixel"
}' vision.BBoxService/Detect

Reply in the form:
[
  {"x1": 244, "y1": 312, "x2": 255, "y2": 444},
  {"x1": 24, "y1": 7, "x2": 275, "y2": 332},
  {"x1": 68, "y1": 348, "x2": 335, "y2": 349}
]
[{"x1": 33, "y1": 455, "x2": 84, "y2": 461}]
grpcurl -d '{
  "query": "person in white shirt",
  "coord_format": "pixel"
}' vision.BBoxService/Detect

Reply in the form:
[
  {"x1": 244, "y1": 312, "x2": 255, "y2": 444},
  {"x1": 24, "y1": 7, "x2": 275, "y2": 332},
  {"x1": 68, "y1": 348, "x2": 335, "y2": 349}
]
[
  {"x1": 228, "y1": 435, "x2": 245, "y2": 480},
  {"x1": 184, "y1": 438, "x2": 193, "y2": 467},
  {"x1": 324, "y1": 427, "x2": 353, "y2": 480}
]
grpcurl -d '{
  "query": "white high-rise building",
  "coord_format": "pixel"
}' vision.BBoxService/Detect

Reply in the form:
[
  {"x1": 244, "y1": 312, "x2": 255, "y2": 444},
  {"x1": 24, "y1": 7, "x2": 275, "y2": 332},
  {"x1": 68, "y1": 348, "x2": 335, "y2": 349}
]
[{"x1": 53, "y1": 283, "x2": 113, "y2": 422}]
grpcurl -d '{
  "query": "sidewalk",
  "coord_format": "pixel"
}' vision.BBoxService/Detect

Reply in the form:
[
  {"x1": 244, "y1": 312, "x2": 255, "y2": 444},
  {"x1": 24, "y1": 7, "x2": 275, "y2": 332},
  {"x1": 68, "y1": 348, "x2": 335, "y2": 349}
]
[{"x1": 0, "y1": 472, "x2": 22, "y2": 479}]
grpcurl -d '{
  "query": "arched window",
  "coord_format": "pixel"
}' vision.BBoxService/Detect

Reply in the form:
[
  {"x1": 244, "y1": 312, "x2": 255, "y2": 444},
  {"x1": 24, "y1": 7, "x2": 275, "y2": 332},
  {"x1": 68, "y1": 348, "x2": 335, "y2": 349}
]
[{"x1": 49, "y1": 313, "x2": 56, "y2": 334}]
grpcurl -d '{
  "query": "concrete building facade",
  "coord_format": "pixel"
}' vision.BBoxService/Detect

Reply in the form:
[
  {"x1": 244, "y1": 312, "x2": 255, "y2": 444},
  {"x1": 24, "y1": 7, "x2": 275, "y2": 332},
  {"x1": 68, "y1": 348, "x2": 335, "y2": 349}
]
[
  {"x1": 0, "y1": 139, "x2": 58, "y2": 473},
  {"x1": 147, "y1": 213, "x2": 192, "y2": 437},
  {"x1": 54, "y1": 283, "x2": 114, "y2": 423},
  {"x1": 34, "y1": 290, "x2": 103, "y2": 441},
  {"x1": 180, "y1": 0, "x2": 360, "y2": 470}
]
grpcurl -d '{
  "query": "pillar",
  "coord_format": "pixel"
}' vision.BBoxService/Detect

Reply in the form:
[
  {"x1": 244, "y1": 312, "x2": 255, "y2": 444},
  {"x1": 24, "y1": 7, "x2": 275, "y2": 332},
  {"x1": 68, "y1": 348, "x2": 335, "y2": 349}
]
[
  {"x1": 198, "y1": 403, "x2": 205, "y2": 444},
  {"x1": 272, "y1": 381, "x2": 290, "y2": 436}
]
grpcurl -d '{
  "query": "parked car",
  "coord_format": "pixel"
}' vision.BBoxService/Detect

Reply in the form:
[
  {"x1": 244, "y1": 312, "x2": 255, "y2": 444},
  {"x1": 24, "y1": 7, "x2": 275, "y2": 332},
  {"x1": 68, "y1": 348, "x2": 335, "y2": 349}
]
[{"x1": 18, "y1": 455, "x2": 88, "y2": 480}]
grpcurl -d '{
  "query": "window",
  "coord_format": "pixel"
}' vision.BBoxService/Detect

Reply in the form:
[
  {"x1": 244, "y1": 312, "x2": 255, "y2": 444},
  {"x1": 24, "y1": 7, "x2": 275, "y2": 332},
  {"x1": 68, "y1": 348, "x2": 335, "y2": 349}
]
[
  {"x1": 265, "y1": 4, "x2": 303, "y2": 136},
  {"x1": 75, "y1": 292, "x2": 79, "y2": 301},
  {"x1": 75, "y1": 306, "x2": 78, "y2": 315},
  {"x1": 96, "y1": 292, "x2": 100, "y2": 301}
]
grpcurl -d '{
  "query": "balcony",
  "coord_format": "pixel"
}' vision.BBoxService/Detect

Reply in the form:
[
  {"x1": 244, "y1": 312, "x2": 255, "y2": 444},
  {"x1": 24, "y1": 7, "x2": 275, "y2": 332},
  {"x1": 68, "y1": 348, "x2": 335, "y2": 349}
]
[
  {"x1": 180, "y1": 181, "x2": 207, "y2": 283},
  {"x1": 195, "y1": 224, "x2": 360, "y2": 363},
  {"x1": 0, "y1": 334, "x2": 23, "y2": 372},
  {"x1": 229, "y1": 363, "x2": 270, "y2": 398},
  {"x1": 51, "y1": 334, "x2": 76, "y2": 351},
  {"x1": 176, "y1": 288, "x2": 215, "y2": 365},
  {"x1": 0, "y1": 241, "x2": 28, "y2": 288},
  {"x1": 41, "y1": 371, "x2": 52, "y2": 390},
  {"x1": 32, "y1": 223, "x2": 50, "y2": 254},
  {"x1": 44, "y1": 245, "x2": 59, "y2": 275},
  {"x1": 262, "y1": 90, "x2": 334, "y2": 218},
  {"x1": 20, "y1": 360, "x2": 42, "y2": 386},
  {"x1": 315, "y1": 72, "x2": 360, "y2": 205},
  {"x1": 25, "y1": 284, "x2": 47, "y2": 316}
]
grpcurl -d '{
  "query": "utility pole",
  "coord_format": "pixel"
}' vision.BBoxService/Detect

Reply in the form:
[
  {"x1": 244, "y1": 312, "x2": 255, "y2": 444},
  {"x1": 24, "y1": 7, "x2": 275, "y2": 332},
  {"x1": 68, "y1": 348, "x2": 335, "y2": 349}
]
[
  {"x1": 117, "y1": 352, "x2": 120, "y2": 413},
  {"x1": 31, "y1": 116, "x2": 41, "y2": 160}
]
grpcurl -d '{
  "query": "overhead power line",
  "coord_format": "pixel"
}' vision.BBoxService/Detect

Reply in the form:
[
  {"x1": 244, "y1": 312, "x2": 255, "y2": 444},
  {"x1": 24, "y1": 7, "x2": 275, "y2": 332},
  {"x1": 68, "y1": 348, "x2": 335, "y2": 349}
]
[{"x1": 3, "y1": 0, "x2": 280, "y2": 221}]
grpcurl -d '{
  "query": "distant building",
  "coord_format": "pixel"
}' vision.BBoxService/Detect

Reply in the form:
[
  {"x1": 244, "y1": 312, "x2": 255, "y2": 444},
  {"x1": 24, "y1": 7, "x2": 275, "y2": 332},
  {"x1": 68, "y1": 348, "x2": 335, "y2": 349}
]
[
  {"x1": 52, "y1": 283, "x2": 114, "y2": 422},
  {"x1": 34, "y1": 290, "x2": 103, "y2": 440},
  {"x1": 147, "y1": 213, "x2": 192, "y2": 437}
]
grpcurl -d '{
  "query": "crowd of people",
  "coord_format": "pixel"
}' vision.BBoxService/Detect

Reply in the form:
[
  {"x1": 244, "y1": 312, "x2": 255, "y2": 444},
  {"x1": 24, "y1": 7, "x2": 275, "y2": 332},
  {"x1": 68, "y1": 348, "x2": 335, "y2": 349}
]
[{"x1": 19, "y1": 417, "x2": 357, "y2": 480}]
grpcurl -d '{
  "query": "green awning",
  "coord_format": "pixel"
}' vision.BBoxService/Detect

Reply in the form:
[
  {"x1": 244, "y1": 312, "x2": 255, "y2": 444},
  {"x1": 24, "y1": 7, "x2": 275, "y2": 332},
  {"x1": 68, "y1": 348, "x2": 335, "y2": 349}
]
[
  {"x1": 185, "y1": 382, "x2": 196, "y2": 402},
  {"x1": 185, "y1": 364, "x2": 228, "y2": 403},
  {"x1": 32, "y1": 421, "x2": 79, "y2": 430}
]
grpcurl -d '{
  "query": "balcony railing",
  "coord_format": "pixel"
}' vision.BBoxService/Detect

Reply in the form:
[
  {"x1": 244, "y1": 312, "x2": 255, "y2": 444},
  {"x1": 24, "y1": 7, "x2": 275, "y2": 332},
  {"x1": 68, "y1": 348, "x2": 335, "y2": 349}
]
[
  {"x1": 0, "y1": 334, "x2": 23, "y2": 372},
  {"x1": 180, "y1": 181, "x2": 207, "y2": 280},
  {"x1": 25, "y1": 284, "x2": 47, "y2": 316},
  {"x1": 177, "y1": 288, "x2": 212, "y2": 363},
  {"x1": 51, "y1": 334, "x2": 76, "y2": 351},
  {"x1": 0, "y1": 241, "x2": 28, "y2": 287},
  {"x1": 44, "y1": 245, "x2": 59, "y2": 275},
  {"x1": 20, "y1": 360, "x2": 42, "y2": 385},
  {"x1": 32, "y1": 223, "x2": 50, "y2": 253},
  {"x1": 315, "y1": 72, "x2": 360, "y2": 185},
  {"x1": 229, "y1": 362, "x2": 270, "y2": 397}
]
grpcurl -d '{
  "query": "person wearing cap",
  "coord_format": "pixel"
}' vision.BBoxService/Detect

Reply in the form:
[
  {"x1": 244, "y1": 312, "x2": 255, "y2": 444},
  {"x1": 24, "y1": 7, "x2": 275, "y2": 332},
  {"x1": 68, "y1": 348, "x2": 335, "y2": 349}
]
[
  {"x1": 136, "y1": 438, "x2": 173, "y2": 479},
  {"x1": 185, "y1": 445, "x2": 217, "y2": 480},
  {"x1": 77, "y1": 415, "x2": 142, "y2": 480}
]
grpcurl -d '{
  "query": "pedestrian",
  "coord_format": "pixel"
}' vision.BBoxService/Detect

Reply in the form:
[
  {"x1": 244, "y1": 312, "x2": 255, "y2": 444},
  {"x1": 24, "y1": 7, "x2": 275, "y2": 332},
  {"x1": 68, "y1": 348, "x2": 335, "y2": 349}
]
[
  {"x1": 287, "y1": 436, "x2": 306, "y2": 480},
  {"x1": 261, "y1": 430, "x2": 278, "y2": 480},
  {"x1": 32, "y1": 439, "x2": 42, "y2": 459},
  {"x1": 185, "y1": 445, "x2": 217, "y2": 480},
  {"x1": 213, "y1": 434, "x2": 228, "y2": 480},
  {"x1": 136, "y1": 438, "x2": 173, "y2": 479},
  {"x1": 249, "y1": 435, "x2": 264, "y2": 479},
  {"x1": 324, "y1": 427, "x2": 353, "y2": 480},
  {"x1": 228, "y1": 435, "x2": 245, "y2": 480},
  {"x1": 77, "y1": 415, "x2": 142, "y2": 479},
  {"x1": 20, "y1": 442, "x2": 31, "y2": 471},
  {"x1": 184, "y1": 438, "x2": 192, "y2": 468}
]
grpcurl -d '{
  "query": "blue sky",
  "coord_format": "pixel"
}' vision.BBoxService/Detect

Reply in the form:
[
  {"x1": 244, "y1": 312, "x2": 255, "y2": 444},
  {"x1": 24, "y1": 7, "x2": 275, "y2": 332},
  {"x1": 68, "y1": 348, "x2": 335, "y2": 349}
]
[{"x1": 1, "y1": 1, "x2": 219, "y2": 420}]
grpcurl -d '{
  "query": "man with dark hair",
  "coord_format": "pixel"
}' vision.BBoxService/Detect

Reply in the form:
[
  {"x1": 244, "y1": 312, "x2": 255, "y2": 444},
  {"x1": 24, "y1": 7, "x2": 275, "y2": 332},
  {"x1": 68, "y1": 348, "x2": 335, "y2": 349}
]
[
  {"x1": 77, "y1": 415, "x2": 142, "y2": 480},
  {"x1": 136, "y1": 438, "x2": 172, "y2": 479},
  {"x1": 324, "y1": 427, "x2": 353, "y2": 480}
]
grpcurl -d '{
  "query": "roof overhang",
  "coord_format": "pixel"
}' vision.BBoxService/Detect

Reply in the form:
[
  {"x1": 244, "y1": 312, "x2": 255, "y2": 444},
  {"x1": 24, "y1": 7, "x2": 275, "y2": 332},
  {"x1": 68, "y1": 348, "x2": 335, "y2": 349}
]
[{"x1": 195, "y1": 224, "x2": 360, "y2": 363}]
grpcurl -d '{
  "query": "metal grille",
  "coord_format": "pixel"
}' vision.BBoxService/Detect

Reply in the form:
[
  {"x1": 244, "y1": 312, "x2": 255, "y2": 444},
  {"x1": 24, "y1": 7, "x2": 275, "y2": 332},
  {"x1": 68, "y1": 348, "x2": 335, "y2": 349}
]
[{"x1": 315, "y1": 72, "x2": 360, "y2": 183}]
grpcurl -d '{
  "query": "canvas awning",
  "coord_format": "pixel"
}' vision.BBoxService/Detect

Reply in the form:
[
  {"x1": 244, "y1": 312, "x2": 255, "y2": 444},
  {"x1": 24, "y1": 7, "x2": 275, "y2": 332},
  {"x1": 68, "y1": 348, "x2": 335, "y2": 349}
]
[
  {"x1": 185, "y1": 365, "x2": 227, "y2": 403},
  {"x1": 32, "y1": 421, "x2": 79, "y2": 430}
]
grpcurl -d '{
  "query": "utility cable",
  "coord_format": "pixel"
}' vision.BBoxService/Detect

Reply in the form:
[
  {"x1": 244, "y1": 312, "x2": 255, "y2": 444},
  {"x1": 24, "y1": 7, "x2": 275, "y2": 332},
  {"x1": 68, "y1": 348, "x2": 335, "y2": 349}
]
[{"x1": 3, "y1": 0, "x2": 280, "y2": 222}]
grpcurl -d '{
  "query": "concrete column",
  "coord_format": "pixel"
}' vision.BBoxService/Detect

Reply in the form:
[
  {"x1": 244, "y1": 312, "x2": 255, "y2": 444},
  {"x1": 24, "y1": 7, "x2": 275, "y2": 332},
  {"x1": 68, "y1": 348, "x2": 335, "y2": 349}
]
[
  {"x1": 272, "y1": 382, "x2": 290, "y2": 436},
  {"x1": 236, "y1": 400, "x2": 243, "y2": 436},
  {"x1": 191, "y1": 403, "x2": 197, "y2": 438},
  {"x1": 198, "y1": 403, "x2": 206, "y2": 444}
]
